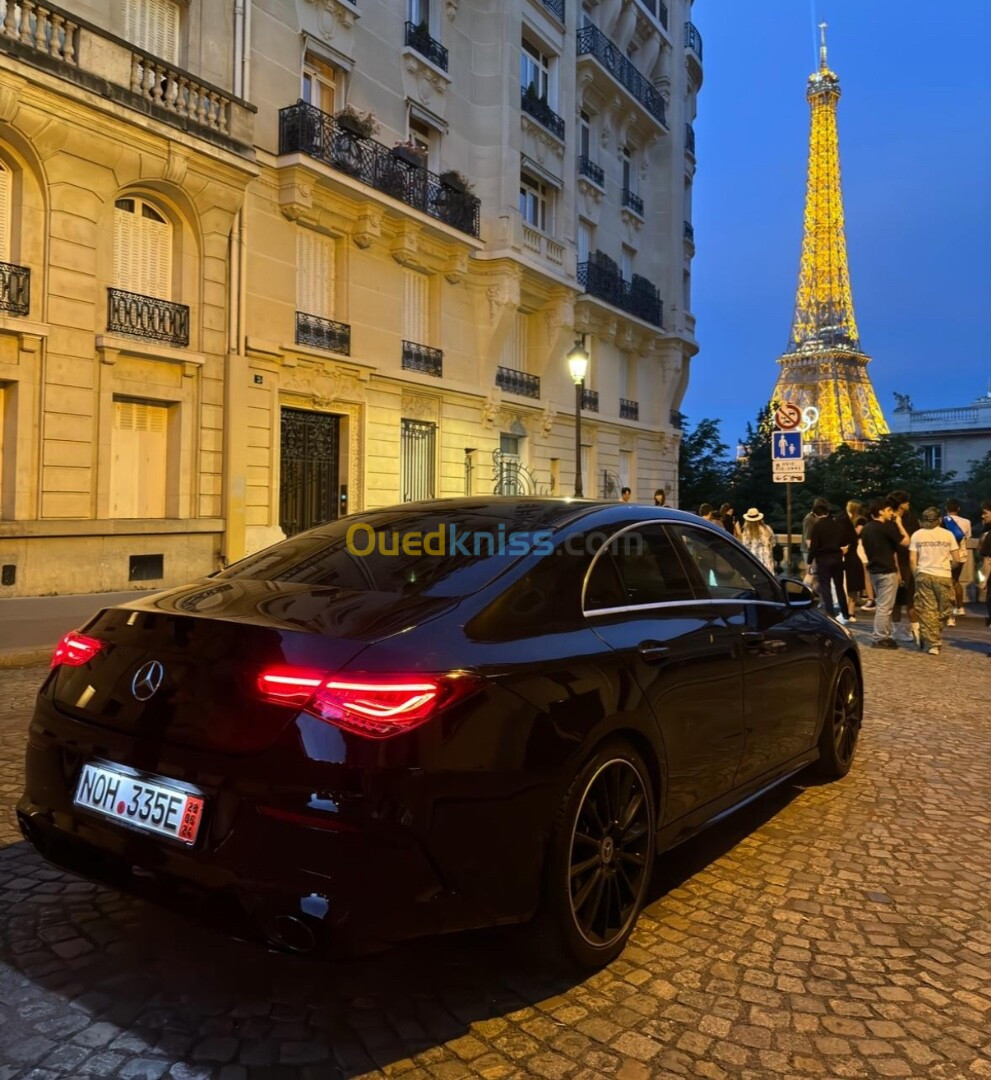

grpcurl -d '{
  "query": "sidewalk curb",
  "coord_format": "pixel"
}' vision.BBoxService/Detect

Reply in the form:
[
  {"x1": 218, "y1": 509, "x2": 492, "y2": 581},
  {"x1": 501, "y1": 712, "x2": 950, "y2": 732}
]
[{"x1": 0, "y1": 646, "x2": 52, "y2": 670}]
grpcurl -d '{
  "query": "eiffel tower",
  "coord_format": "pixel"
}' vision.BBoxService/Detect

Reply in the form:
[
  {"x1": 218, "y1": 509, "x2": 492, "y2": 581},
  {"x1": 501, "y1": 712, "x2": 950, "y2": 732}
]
[{"x1": 771, "y1": 24, "x2": 888, "y2": 455}]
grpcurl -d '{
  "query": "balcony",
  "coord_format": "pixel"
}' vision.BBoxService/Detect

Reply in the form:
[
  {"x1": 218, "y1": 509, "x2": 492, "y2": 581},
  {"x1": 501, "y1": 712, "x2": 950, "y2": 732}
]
[
  {"x1": 684, "y1": 21, "x2": 703, "y2": 84},
  {"x1": 496, "y1": 366, "x2": 541, "y2": 399},
  {"x1": 685, "y1": 123, "x2": 696, "y2": 156},
  {"x1": 279, "y1": 103, "x2": 481, "y2": 238},
  {"x1": 576, "y1": 24, "x2": 666, "y2": 128},
  {"x1": 521, "y1": 224, "x2": 565, "y2": 267},
  {"x1": 578, "y1": 155, "x2": 605, "y2": 187},
  {"x1": 521, "y1": 87, "x2": 565, "y2": 140},
  {"x1": 0, "y1": 0, "x2": 253, "y2": 150},
  {"x1": 684, "y1": 221, "x2": 695, "y2": 251},
  {"x1": 107, "y1": 288, "x2": 190, "y2": 347},
  {"x1": 402, "y1": 340, "x2": 443, "y2": 377},
  {"x1": 540, "y1": 0, "x2": 565, "y2": 21},
  {"x1": 622, "y1": 188, "x2": 644, "y2": 217},
  {"x1": 578, "y1": 253, "x2": 663, "y2": 328},
  {"x1": 296, "y1": 312, "x2": 351, "y2": 355},
  {"x1": 581, "y1": 388, "x2": 599, "y2": 412},
  {"x1": 0, "y1": 261, "x2": 30, "y2": 315},
  {"x1": 404, "y1": 21, "x2": 448, "y2": 72},
  {"x1": 620, "y1": 398, "x2": 640, "y2": 421}
]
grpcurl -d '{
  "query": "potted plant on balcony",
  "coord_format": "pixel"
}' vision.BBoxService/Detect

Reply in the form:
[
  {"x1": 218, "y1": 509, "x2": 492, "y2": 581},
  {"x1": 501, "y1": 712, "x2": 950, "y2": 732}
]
[
  {"x1": 439, "y1": 169, "x2": 473, "y2": 194},
  {"x1": 391, "y1": 138, "x2": 427, "y2": 168},
  {"x1": 334, "y1": 104, "x2": 378, "y2": 139}
]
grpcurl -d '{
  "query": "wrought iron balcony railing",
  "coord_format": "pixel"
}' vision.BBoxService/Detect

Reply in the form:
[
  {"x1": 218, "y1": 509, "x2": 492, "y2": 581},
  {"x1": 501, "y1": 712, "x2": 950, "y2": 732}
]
[
  {"x1": 107, "y1": 287, "x2": 189, "y2": 347},
  {"x1": 578, "y1": 155, "x2": 604, "y2": 186},
  {"x1": 684, "y1": 21, "x2": 703, "y2": 61},
  {"x1": 684, "y1": 221, "x2": 695, "y2": 243},
  {"x1": 581, "y1": 388, "x2": 599, "y2": 412},
  {"x1": 541, "y1": 0, "x2": 565, "y2": 20},
  {"x1": 577, "y1": 24, "x2": 666, "y2": 127},
  {"x1": 0, "y1": 260, "x2": 30, "y2": 315},
  {"x1": 520, "y1": 87, "x2": 565, "y2": 140},
  {"x1": 577, "y1": 254, "x2": 663, "y2": 328},
  {"x1": 296, "y1": 312, "x2": 351, "y2": 355},
  {"x1": 620, "y1": 398, "x2": 640, "y2": 421},
  {"x1": 402, "y1": 340, "x2": 443, "y2": 377},
  {"x1": 622, "y1": 188, "x2": 644, "y2": 216},
  {"x1": 685, "y1": 122, "x2": 696, "y2": 156},
  {"x1": 404, "y1": 21, "x2": 448, "y2": 72},
  {"x1": 496, "y1": 366, "x2": 541, "y2": 399},
  {"x1": 279, "y1": 103, "x2": 480, "y2": 238}
]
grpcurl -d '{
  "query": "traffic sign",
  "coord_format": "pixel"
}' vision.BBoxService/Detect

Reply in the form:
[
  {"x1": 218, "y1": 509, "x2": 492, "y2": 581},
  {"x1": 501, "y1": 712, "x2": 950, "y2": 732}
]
[
  {"x1": 773, "y1": 472, "x2": 805, "y2": 484},
  {"x1": 774, "y1": 402, "x2": 802, "y2": 430},
  {"x1": 772, "y1": 431, "x2": 803, "y2": 460}
]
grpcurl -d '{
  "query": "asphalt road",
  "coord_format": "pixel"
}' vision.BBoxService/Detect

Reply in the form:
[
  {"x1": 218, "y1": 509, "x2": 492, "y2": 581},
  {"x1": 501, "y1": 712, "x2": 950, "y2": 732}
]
[{"x1": 0, "y1": 619, "x2": 989, "y2": 1079}]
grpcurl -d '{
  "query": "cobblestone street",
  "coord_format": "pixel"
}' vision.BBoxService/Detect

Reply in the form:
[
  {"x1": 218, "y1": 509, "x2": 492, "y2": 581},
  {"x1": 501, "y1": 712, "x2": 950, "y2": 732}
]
[{"x1": 1, "y1": 631, "x2": 989, "y2": 1080}]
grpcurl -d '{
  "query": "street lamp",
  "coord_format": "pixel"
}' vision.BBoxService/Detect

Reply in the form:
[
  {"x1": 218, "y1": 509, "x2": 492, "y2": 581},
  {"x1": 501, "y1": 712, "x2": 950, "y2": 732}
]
[{"x1": 567, "y1": 336, "x2": 589, "y2": 497}]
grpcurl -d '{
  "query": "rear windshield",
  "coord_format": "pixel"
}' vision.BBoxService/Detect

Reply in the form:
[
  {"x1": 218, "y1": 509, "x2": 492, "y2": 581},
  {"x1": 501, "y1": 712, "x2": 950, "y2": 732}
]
[{"x1": 218, "y1": 504, "x2": 569, "y2": 597}]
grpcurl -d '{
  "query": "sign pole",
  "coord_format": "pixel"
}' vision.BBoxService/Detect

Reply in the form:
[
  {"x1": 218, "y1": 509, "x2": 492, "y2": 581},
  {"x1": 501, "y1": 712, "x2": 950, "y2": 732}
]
[{"x1": 786, "y1": 481, "x2": 793, "y2": 570}]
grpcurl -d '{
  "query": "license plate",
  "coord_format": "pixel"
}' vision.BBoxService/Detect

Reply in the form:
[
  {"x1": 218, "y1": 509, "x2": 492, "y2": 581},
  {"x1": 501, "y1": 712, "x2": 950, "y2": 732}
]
[{"x1": 73, "y1": 762, "x2": 204, "y2": 846}]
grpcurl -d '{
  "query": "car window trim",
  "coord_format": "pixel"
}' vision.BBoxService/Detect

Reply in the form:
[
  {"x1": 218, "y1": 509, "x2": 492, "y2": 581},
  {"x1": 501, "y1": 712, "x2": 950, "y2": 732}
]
[
  {"x1": 584, "y1": 598, "x2": 788, "y2": 619},
  {"x1": 667, "y1": 521, "x2": 785, "y2": 605}
]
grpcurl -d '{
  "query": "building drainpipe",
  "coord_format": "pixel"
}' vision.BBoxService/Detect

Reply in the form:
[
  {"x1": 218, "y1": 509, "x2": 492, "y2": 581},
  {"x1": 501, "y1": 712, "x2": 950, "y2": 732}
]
[{"x1": 233, "y1": 0, "x2": 251, "y2": 99}]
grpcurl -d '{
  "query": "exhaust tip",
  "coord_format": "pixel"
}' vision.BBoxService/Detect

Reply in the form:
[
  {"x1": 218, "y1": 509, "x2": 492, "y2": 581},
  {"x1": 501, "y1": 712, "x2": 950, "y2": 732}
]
[{"x1": 267, "y1": 914, "x2": 317, "y2": 954}]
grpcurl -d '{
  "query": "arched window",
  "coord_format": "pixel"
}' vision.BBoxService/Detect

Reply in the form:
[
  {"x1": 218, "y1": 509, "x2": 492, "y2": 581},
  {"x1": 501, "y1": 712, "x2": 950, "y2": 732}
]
[
  {"x1": 113, "y1": 197, "x2": 172, "y2": 299},
  {"x1": 0, "y1": 159, "x2": 10, "y2": 262}
]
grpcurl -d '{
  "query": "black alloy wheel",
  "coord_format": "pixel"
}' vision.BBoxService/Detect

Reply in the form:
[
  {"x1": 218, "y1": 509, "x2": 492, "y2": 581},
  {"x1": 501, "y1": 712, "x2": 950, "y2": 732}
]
[
  {"x1": 815, "y1": 658, "x2": 862, "y2": 778},
  {"x1": 549, "y1": 741, "x2": 655, "y2": 968}
]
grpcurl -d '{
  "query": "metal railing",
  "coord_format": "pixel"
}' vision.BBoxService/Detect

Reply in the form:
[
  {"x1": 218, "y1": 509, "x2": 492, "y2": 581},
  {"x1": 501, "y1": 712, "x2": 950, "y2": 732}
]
[
  {"x1": 404, "y1": 21, "x2": 448, "y2": 72},
  {"x1": 620, "y1": 398, "x2": 639, "y2": 421},
  {"x1": 296, "y1": 312, "x2": 351, "y2": 355},
  {"x1": 622, "y1": 188, "x2": 644, "y2": 216},
  {"x1": 107, "y1": 287, "x2": 189, "y2": 347},
  {"x1": 578, "y1": 155, "x2": 604, "y2": 186},
  {"x1": 0, "y1": 260, "x2": 30, "y2": 315},
  {"x1": 577, "y1": 23, "x2": 666, "y2": 126},
  {"x1": 402, "y1": 340, "x2": 443, "y2": 377},
  {"x1": 685, "y1": 122, "x2": 696, "y2": 155},
  {"x1": 521, "y1": 87, "x2": 565, "y2": 139},
  {"x1": 581, "y1": 388, "x2": 599, "y2": 412},
  {"x1": 540, "y1": 0, "x2": 565, "y2": 20},
  {"x1": 496, "y1": 366, "x2": 541, "y2": 399},
  {"x1": 577, "y1": 255, "x2": 663, "y2": 328},
  {"x1": 279, "y1": 103, "x2": 480, "y2": 238},
  {"x1": 684, "y1": 21, "x2": 703, "y2": 61}
]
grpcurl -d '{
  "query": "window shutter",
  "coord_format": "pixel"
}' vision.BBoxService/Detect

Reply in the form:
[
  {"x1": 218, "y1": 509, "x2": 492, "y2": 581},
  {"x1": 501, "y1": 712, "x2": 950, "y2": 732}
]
[
  {"x1": 296, "y1": 231, "x2": 334, "y2": 318},
  {"x1": 141, "y1": 209, "x2": 171, "y2": 299},
  {"x1": 513, "y1": 311, "x2": 528, "y2": 372},
  {"x1": 403, "y1": 268, "x2": 428, "y2": 344},
  {"x1": 113, "y1": 203, "x2": 138, "y2": 289},
  {"x1": 0, "y1": 163, "x2": 10, "y2": 262},
  {"x1": 124, "y1": 0, "x2": 179, "y2": 63}
]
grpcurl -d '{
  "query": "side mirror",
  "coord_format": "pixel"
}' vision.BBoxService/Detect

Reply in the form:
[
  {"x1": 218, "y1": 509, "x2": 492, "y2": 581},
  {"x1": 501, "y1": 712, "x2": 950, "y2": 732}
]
[{"x1": 780, "y1": 577, "x2": 814, "y2": 607}]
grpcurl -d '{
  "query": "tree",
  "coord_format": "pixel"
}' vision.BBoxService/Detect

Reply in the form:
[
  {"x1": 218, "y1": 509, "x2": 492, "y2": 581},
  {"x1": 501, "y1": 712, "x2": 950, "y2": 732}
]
[
  {"x1": 956, "y1": 450, "x2": 991, "y2": 514},
  {"x1": 677, "y1": 416, "x2": 733, "y2": 511}
]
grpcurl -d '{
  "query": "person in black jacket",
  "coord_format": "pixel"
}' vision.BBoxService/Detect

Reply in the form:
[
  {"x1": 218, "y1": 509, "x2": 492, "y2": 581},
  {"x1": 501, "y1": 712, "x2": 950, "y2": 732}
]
[{"x1": 808, "y1": 501, "x2": 853, "y2": 623}]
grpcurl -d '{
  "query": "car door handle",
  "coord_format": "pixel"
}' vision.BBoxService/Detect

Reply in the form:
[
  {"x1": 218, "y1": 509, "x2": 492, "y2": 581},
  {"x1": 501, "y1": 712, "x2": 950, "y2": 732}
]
[
  {"x1": 637, "y1": 641, "x2": 671, "y2": 664},
  {"x1": 742, "y1": 632, "x2": 787, "y2": 653}
]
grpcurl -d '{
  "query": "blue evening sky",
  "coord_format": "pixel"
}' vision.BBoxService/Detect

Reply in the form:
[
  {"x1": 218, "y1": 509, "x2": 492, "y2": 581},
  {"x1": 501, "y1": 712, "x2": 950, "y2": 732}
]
[{"x1": 682, "y1": 0, "x2": 991, "y2": 452}]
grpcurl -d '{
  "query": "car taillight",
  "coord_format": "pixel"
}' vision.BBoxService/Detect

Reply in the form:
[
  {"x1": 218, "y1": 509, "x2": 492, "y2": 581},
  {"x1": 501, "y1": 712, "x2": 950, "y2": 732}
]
[
  {"x1": 256, "y1": 667, "x2": 479, "y2": 738},
  {"x1": 51, "y1": 632, "x2": 104, "y2": 669}
]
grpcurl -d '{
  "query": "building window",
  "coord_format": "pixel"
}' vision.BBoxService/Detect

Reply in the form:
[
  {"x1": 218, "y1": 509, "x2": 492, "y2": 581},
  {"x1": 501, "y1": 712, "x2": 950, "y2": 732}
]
[
  {"x1": 619, "y1": 449, "x2": 633, "y2": 491},
  {"x1": 519, "y1": 170, "x2": 552, "y2": 232},
  {"x1": 621, "y1": 146, "x2": 637, "y2": 194},
  {"x1": 113, "y1": 197, "x2": 172, "y2": 299},
  {"x1": 408, "y1": 115, "x2": 440, "y2": 172},
  {"x1": 581, "y1": 443, "x2": 595, "y2": 496},
  {"x1": 302, "y1": 55, "x2": 339, "y2": 115},
  {"x1": 921, "y1": 444, "x2": 943, "y2": 474},
  {"x1": 579, "y1": 111, "x2": 591, "y2": 159},
  {"x1": 123, "y1": 0, "x2": 180, "y2": 63},
  {"x1": 683, "y1": 269, "x2": 691, "y2": 311},
  {"x1": 577, "y1": 219, "x2": 593, "y2": 264},
  {"x1": 111, "y1": 398, "x2": 170, "y2": 519},
  {"x1": 403, "y1": 267, "x2": 431, "y2": 345},
  {"x1": 401, "y1": 418, "x2": 436, "y2": 502},
  {"x1": 296, "y1": 229, "x2": 336, "y2": 319},
  {"x1": 502, "y1": 310, "x2": 530, "y2": 372},
  {"x1": 621, "y1": 244, "x2": 634, "y2": 283},
  {"x1": 620, "y1": 352, "x2": 636, "y2": 399},
  {"x1": 521, "y1": 38, "x2": 552, "y2": 105},
  {"x1": 408, "y1": 0, "x2": 431, "y2": 29}
]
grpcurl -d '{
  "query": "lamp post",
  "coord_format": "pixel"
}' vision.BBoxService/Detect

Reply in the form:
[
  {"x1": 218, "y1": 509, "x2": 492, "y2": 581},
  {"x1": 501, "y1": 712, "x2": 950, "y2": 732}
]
[{"x1": 567, "y1": 336, "x2": 589, "y2": 497}]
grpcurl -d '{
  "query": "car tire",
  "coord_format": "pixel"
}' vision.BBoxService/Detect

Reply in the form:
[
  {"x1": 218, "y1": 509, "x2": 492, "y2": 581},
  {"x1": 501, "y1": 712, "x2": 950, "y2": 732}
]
[
  {"x1": 814, "y1": 657, "x2": 862, "y2": 779},
  {"x1": 547, "y1": 740, "x2": 656, "y2": 970}
]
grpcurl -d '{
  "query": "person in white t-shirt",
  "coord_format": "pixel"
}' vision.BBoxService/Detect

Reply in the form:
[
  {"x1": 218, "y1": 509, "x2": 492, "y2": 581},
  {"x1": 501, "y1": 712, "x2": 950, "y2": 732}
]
[
  {"x1": 944, "y1": 498, "x2": 972, "y2": 619},
  {"x1": 909, "y1": 507, "x2": 962, "y2": 655}
]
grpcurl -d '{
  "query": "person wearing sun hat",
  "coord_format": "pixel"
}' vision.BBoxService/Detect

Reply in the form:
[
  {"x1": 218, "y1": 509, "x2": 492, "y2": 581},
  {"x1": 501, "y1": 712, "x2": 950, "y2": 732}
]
[
  {"x1": 909, "y1": 506, "x2": 962, "y2": 655},
  {"x1": 740, "y1": 507, "x2": 776, "y2": 571}
]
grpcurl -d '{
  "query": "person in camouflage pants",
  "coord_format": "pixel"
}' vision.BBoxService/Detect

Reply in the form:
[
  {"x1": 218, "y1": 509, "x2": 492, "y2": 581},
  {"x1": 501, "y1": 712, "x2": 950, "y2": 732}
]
[{"x1": 909, "y1": 507, "x2": 961, "y2": 655}]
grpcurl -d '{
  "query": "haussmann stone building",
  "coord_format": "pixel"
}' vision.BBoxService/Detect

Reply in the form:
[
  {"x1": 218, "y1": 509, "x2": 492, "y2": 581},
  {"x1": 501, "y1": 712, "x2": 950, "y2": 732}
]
[{"x1": 0, "y1": 0, "x2": 702, "y2": 596}]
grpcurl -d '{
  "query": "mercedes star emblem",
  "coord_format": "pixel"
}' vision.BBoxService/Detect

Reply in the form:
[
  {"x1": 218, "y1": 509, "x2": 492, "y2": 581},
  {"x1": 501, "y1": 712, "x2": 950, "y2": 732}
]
[{"x1": 131, "y1": 660, "x2": 165, "y2": 702}]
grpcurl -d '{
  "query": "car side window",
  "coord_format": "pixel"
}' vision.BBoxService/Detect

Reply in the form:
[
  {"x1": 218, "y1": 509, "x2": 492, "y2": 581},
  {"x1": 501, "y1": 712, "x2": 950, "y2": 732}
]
[
  {"x1": 669, "y1": 525, "x2": 780, "y2": 602},
  {"x1": 585, "y1": 524, "x2": 696, "y2": 611}
]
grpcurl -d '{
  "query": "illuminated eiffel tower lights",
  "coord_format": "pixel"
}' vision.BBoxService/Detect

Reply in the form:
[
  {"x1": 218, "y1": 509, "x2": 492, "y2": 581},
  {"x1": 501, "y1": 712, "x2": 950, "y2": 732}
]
[{"x1": 771, "y1": 23, "x2": 888, "y2": 454}]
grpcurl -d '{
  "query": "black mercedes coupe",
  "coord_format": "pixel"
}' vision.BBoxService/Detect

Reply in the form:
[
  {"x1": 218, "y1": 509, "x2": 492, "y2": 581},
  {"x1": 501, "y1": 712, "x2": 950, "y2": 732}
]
[{"x1": 18, "y1": 499, "x2": 863, "y2": 968}]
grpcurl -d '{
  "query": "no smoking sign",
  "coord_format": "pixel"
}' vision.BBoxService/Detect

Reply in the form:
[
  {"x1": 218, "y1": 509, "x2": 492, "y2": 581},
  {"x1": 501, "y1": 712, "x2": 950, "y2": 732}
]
[{"x1": 774, "y1": 402, "x2": 802, "y2": 430}]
